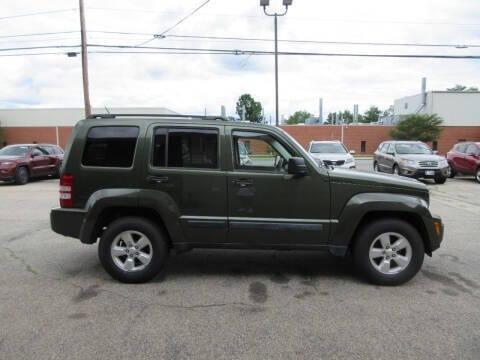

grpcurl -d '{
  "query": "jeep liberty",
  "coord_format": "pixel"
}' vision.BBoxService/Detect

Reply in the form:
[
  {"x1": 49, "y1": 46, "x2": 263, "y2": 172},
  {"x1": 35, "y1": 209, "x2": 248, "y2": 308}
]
[{"x1": 50, "y1": 114, "x2": 444, "y2": 285}]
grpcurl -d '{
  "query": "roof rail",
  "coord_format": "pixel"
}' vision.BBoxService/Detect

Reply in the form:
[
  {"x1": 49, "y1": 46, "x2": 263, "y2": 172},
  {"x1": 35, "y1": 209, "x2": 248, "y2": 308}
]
[{"x1": 87, "y1": 113, "x2": 228, "y2": 121}]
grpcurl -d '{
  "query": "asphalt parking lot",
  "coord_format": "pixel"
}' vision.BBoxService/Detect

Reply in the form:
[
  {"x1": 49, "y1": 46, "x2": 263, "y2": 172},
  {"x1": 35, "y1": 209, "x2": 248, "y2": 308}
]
[{"x1": 1, "y1": 159, "x2": 479, "y2": 359}]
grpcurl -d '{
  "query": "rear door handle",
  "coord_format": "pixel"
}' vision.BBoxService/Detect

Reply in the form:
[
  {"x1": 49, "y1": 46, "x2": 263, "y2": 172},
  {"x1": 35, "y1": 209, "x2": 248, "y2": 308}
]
[
  {"x1": 147, "y1": 176, "x2": 169, "y2": 184},
  {"x1": 232, "y1": 178, "x2": 253, "y2": 187}
]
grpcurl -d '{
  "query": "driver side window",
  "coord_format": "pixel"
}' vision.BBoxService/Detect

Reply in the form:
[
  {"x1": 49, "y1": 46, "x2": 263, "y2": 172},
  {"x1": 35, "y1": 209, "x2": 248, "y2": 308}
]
[{"x1": 232, "y1": 130, "x2": 292, "y2": 172}]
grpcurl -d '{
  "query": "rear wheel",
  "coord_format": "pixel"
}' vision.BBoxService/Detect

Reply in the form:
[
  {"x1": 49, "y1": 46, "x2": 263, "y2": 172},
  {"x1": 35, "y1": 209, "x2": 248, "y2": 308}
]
[
  {"x1": 353, "y1": 219, "x2": 424, "y2": 286},
  {"x1": 14, "y1": 166, "x2": 29, "y2": 185},
  {"x1": 373, "y1": 162, "x2": 380, "y2": 172},
  {"x1": 98, "y1": 217, "x2": 169, "y2": 283}
]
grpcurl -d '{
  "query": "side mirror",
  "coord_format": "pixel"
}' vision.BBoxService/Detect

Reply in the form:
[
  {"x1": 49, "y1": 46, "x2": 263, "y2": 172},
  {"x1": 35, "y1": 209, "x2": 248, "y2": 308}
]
[
  {"x1": 349, "y1": 150, "x2": 356, "y2": 155},
  {"x1": 288, "y1": 157, "x2": 308, "y2": 176}
]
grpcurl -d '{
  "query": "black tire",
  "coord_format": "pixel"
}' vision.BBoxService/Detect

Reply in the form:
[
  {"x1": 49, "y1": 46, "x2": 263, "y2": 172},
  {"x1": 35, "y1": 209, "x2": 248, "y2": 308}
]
[
  {"x1": 54, "y1": 163, "x2": 62, "y2": 178},
  {"x1": 353, "y1": 218, "x2": 425, "y2": 286},
  {"x1": 434, "y1": 176, "x2": 447, "y2": 184},
  {"x1": 392, "y1": 164, "x2": 400, "y2": 176},
  {"x1": 373, "y1": 162, "x2": 380, "y2": 172},
  {"x1": 448, "y1": 165, "x2": 456, "y2": 178},
  {"x1": 98, "y1": 217, "x2": 169, "y2": 283},
  {"x1": 14, "y1": 166, "x2": 29, "y2": 185},
  {"x1": 476, "y1": 168, "x2": 480, "y2": 184}
]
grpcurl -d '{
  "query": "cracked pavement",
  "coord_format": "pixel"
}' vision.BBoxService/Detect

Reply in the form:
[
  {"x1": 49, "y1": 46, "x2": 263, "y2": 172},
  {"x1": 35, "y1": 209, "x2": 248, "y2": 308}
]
[{"x1": 1, "y1": 160, "x2": 480, "y2": 359}]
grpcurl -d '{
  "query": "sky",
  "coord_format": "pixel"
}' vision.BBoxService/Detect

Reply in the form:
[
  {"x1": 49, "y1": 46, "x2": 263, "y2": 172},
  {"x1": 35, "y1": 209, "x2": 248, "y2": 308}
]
[{"x1": 1, "y1": 0, "x2": 479, "y2": 122}]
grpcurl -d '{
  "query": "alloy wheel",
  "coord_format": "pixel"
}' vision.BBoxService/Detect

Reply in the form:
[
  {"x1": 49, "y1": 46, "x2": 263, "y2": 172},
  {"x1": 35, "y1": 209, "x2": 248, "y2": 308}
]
[
  {"x1": 369, "y1": 232, "x2": 412, "y2": 275},
  {"x1": 110, "y1": 230, "x2": 153, "y2": 272}
]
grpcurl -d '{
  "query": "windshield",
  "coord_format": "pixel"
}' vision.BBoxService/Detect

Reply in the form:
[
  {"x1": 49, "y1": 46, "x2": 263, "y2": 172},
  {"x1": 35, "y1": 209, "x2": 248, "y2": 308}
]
[
  {"x1": 0, "y1": 145, "x2": 30, "y2": 156},
  {"x1": 395, "y1": 143, "x2": 432, "y2": 155},
  {"x1": 310, "y1": 143, "x2": 347, "y2": 154}
]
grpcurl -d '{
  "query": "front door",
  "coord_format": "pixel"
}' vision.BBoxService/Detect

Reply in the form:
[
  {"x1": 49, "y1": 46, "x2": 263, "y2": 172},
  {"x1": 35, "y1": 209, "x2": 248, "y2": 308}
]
[
  {"x1": 30, "y1": 147, "x2": 53, "y2": 176},
  {"x1": 226, "y1": 128, "x2": 331, "y2": 247},
  {"x1": 143, "y1": 124, "x2": 228, "y2": 245}
]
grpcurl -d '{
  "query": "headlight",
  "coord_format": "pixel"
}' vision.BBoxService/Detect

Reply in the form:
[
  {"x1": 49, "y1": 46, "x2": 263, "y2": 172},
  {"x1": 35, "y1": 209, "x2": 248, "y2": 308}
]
[
  {"x1": 399, "y1": 158, "x2": 416, "y2": 166},
  {"x1": 345, "y1": 158, "x2": 354, "y2": 164},
  {"x1": 438, "y1": 159, "x2": 448, "y2": 167}
]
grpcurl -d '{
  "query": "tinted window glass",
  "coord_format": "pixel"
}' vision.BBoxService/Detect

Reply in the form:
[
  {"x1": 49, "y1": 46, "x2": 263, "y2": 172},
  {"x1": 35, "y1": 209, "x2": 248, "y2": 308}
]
[
  {"x1": 386, "y1": 143, "x2": 395, "y2": 154},
  {"x1": 36, "y1": 146, "x2": 49, "y2": 155},
  {"x1": 466, "y1": 144, "x2": 479, "y2": 155},
  {"x1": 455, "y1": 143, "x2": 468, "y2": 153},
  {"x1": 167, "y1": 129, "x2": 218, "y2": 168},
  {"x1": 82, "y1": 126, "x2": 139, "y2": 167},
  {"x1": 152, "y1": 128, "x2": 167, "y2": 167}
]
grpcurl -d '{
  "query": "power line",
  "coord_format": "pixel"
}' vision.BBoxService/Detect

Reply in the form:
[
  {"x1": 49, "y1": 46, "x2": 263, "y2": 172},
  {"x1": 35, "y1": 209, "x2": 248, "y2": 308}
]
[
  {"x1": 0, "y1": 9, "x2": 76, "y2": 21},
  {"x1": 0, "y1": 31, "x2": 79, "y2": 39},
  {"x1": 0, "y1": 45, "x2": 80, "y2": 52},
  {"x1": 137, "y1": 0, "x2": 212, "y2": 46}
]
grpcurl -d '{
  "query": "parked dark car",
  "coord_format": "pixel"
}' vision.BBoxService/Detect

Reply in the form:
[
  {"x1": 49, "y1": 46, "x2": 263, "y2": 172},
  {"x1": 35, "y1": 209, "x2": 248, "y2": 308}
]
[
  {"x1": 0, "y1": 144, "x2": 64, "y2": 185},
  {"x1": 447, "y1": 142, "x2": 480, "y2": 183},
  {"x1": 373, "y1": 141, "x2": 449, "y2": 184},
  {"x1": 50, "y1": 114, "x2": 443, "y2": 285}
]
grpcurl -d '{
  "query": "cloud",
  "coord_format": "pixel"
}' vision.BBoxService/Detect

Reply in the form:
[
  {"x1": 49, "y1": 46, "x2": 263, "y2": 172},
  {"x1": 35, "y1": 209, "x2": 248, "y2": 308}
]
[{"x1": 0, "y1": 0, "x2": 479, "y2": 119}]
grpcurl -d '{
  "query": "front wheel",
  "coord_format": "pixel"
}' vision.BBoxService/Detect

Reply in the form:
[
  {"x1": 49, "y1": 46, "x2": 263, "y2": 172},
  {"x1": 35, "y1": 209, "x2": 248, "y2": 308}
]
[
  {"x1": 373, "y1": 162, "x2": 380, "y2": 172},
  {"x1": 98, "y1": 217, "x2": 169, "y2": 283},
  {"x1": 393, "y1": 164, "x2": 400, "y2": 176},
  {"x1": 353, "y1": 219, "x2": 425, "y2": 286},
  {"x1": 14, "y1": 166, "x2": 29, "y2": 185},
  {"x1": 434, "y1": 176, "x2": 447, "y2": 184},
  {"x1": 476, "y1": 168, "x2": 480, "y2": 184},
  {"x1": 448, "y1": 165, "x2": 456, "y2": 178}
]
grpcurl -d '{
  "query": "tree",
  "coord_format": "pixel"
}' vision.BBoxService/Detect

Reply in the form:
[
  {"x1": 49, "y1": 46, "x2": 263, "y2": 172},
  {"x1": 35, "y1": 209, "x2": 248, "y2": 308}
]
[
  {"x1": 285, "y1": 111, "x2": 312, "y2": 125},
  {"x1": 446, "y1": 84, "x2": 478, "y2": 92},
  {"x1": 362, "y1": 106, "x2": 381, "y2": 123},
  {"x1": 236, "y1": 94, "x2": 263, "y2": 123},
  {"x1": 390, "y1": 114, "x2": 444, "y2": 142},
  {"x1": 341, "y1": 110, "x2": 353, "y2": 123}
]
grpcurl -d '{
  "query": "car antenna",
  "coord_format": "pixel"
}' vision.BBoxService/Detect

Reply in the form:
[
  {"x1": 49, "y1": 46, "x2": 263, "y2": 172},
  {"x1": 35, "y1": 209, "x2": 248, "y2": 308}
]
[{"x1": 104, "y1": 106, "x2": 110, "y2": 114}]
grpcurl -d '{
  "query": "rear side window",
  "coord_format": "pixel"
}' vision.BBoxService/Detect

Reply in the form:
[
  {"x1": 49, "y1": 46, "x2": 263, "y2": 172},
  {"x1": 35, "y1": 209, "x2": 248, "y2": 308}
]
[
  {"x1": 152, "y1": 128, "x2": 218, "y2": 169},
  {"x1": 82, "y1": 126, "x2": 139, "y2": 168}
]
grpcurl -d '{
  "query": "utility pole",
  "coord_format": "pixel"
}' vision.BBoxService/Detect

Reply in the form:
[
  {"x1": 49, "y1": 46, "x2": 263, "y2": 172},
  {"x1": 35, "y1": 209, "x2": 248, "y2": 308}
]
[
  {"x1": 260, "y1": 0, "x2": 293, "y2": 127},
  {"x1": 79, "y1": 0, "x2": 91, "y2": 117}
]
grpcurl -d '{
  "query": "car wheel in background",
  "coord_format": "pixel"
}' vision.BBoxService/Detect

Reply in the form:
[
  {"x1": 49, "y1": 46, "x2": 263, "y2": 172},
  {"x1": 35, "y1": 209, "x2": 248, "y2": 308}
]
[
  {"x1": 448, "y1": 165, "x2": 456, "y2": 178},
  {"x1": 353, "y1": 218, "x2": 424, "y2": 286},
  {"x1": 434, "y1": 177, "x2": 447, "y2": 184},
  {"x1": 393, "y1": 165, "x2": 400, "y2": 176},
  {"x1": 373, "y1": 162, "x2": 379, "y2": 172},
  {"x1": 14, "y1": 166, "x2": 29, "y2": 185},
  {"x1": 98, "y1": 216, "x2": 169, "y2": 283},
  {"x1": 476, "y1": 168, "x2": 480, "y2": 184}
]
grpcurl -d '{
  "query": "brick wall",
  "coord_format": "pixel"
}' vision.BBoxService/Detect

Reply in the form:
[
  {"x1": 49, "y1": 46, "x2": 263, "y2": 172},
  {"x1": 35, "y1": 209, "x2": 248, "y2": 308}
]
[
  {"x1": 281, "y1": 125, "x2": 480, "y2": 155},
  {"x1": 2, "y1": 125, "x2": 480, "y2": 155}
]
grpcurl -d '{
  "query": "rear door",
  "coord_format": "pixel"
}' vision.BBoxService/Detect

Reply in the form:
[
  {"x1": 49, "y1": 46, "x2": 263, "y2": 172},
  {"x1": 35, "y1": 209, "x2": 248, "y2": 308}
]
[
  {"x1": 225, "y1": 127, "x2": 331, "y2": 247},
  {"x1": 143, "y1": 124, "x2": 227, "y2": 245},
  {"x1": 454, "y1": 143, "x2": 469, "y2": 173},
  {"x1": 464, "y1": 144, "x2": 479, "y2": 174}
]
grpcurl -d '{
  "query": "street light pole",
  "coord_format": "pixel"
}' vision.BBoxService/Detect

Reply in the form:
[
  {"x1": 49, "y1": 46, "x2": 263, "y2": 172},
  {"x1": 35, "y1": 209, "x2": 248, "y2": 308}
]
[{"x1": 260, "y1": 0, "x2": 292, "y2": 127}]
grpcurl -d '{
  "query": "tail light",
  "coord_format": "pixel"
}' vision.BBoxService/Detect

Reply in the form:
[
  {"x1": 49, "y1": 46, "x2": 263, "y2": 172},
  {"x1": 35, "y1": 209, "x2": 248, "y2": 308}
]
[{"x1": 59, "y1": 173, "x2": 74, "y2": 208}]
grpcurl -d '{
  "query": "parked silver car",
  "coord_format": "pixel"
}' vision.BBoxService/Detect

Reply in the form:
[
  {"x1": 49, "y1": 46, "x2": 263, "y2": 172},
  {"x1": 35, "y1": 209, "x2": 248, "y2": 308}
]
[
  {"x1": 373, "y1": 141, "x2": 449, "y2": 184},
  {"x1": 307, "y1": 141, "x2": 356, "y2": 169}
]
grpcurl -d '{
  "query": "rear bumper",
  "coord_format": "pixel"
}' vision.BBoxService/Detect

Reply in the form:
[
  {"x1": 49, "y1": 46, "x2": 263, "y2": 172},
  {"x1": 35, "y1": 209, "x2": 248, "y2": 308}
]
[{"x1": 50, "y1": 207, "x2": 86, "y2": 239}]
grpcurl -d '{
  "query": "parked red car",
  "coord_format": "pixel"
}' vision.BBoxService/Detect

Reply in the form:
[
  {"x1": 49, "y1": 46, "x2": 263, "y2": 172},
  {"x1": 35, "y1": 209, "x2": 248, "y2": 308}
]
[
  {"x1": 0, "y1": 144, "x2": 64, "y2": 185},
  {"x1": 447, "y1": 142, "x2": 480, "y2": 183}
]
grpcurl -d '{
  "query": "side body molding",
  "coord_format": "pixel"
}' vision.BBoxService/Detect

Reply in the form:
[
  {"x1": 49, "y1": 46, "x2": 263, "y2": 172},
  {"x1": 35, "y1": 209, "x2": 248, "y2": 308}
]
[{"x1": 328, "y1": 192, "x2": 433, "y2": 256}]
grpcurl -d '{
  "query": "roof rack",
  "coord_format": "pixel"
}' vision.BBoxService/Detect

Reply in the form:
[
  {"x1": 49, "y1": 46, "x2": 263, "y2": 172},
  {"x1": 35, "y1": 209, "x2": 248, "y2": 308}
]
[{"x1": 87, "y1": 113, "x2": 228, "y2": 121}]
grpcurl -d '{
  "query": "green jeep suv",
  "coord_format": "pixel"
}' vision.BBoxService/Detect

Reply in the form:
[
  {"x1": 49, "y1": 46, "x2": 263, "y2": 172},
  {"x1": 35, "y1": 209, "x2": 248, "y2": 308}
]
[{"x1": 50, "y1": 114, "x2": 444, "y2": 285}]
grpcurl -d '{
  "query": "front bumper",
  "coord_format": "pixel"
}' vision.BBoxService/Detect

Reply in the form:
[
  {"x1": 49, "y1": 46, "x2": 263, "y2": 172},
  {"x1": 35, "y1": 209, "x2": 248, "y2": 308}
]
[
  {"x1": 50, "y1": 207, "x2": 86, "y2": 239},
  {"x1": 399, "y1": 165, "x2": 450, "y2": 179},
  {"x1": 0, "y1": 166, "x2": 16, "y2": 181},
  {"x1": 427, "y1": 214, "x2": 444, "y2": 254}
]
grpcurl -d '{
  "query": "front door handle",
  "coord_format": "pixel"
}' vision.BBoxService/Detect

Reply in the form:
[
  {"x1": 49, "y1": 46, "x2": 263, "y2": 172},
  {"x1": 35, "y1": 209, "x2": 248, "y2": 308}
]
[
  {"x1": 232, "y1": 178, "x2": 253, "y2": 188},
  {"x1": 147, "y1": 175, "x2": 169, "y2": 184}
]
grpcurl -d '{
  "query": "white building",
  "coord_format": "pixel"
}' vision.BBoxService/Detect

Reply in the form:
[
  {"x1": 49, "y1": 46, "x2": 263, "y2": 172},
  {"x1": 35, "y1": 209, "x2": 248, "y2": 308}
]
[
  {"x1": 393, "y1": 91, "x2": 480, "y2": 126},
  {"x1": 0, "y1": 107, "x2": 177, "y2": 128}
]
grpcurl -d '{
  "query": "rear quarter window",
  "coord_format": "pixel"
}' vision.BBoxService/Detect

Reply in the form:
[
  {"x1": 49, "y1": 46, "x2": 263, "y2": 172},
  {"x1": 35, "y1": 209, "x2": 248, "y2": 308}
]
[{"x1": 82, "y1": 126, "x2": 139, "y2": 168}]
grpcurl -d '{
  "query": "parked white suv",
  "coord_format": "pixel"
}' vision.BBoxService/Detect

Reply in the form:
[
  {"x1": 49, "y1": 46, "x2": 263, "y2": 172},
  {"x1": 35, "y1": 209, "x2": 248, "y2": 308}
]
[{"x1": 307, "y1": 141, "x2": 356, "y2": 169}]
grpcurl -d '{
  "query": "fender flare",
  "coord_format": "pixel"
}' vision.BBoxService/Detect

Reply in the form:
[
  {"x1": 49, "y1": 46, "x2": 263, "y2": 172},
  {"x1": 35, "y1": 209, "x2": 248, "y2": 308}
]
[{"x1": 329, "y1": 192, "x2": 434, "y2": 255}]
